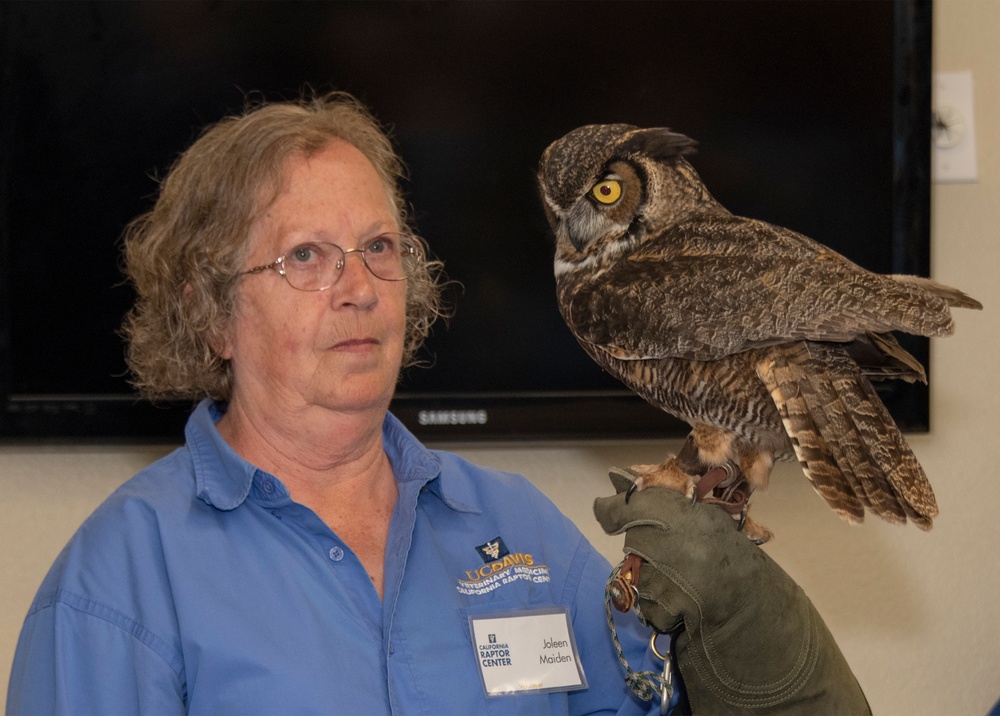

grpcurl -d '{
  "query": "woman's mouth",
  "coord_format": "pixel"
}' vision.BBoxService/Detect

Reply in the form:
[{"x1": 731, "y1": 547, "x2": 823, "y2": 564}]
[{"x1": 332, "y1": 337, "x2": 379, "y2": 351}]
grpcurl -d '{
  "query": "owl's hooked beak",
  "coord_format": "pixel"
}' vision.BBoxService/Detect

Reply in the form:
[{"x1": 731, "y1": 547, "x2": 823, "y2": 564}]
[
  {"x1": 559, "y1": 220, "x2": 588, "y2": 254},
  {"x1": 563, "y1": 195, "x2": 614, "y2": 254},
  {"x1": 543, "y1": 195, "x2": 586, "y2": 253}
]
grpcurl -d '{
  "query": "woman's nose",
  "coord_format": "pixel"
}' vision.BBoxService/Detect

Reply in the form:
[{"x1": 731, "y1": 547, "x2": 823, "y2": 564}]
[{"x1": 333, "y1": 250, "x2": 378, "y2": 308}]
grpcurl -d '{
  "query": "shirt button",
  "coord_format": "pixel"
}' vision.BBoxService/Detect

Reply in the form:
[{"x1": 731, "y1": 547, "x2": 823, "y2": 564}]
[
  {"x1": 328, "y1": 546, "x2": 345, "y2": 562},
  {"x1": 262, "y1": 480, "x2": 275, "y2": 494}
]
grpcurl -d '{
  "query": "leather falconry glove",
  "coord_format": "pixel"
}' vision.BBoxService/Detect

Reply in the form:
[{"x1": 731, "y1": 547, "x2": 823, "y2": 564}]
[{"x1": 593, "y1": 468, "x2": 871, "y2": 715}]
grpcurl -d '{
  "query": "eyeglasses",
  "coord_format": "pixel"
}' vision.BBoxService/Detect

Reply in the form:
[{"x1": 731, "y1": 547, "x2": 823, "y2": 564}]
[{"x1": 242, "y1": 233, "x2": 421, "y2": 291}]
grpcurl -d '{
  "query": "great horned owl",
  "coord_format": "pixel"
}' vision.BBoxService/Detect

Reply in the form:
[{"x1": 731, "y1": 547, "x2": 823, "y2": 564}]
[{"x1": 537, "y1": 124, "x2": 981, "y2": 542}]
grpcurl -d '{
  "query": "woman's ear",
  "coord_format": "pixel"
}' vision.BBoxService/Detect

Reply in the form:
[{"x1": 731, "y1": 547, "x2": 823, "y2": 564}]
[{"x1": 215, "y1": 332, "x2": 234, "y2": 361}]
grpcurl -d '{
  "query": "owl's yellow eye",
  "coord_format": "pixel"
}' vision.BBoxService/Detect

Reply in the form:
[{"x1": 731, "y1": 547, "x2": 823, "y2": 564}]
[{"x1": 591, "y1": 179, "x2": 622, "y2": 205}]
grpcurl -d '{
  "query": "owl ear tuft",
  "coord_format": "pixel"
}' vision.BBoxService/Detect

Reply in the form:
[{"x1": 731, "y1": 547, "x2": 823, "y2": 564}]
[{"x1": 620, "y1": 128, "x2": 698, "y2": 161}]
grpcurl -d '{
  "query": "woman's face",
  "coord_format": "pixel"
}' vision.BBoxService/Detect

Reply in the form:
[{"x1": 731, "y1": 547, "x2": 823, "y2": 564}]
[{"x1": 221, "y1": 140, "x2": 408, "y2": 419}]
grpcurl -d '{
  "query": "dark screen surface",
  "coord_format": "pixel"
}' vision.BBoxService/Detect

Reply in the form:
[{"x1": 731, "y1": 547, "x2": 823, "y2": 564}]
[{"x1": 0, "y1": 0, "x2": 931, "y2": 441}]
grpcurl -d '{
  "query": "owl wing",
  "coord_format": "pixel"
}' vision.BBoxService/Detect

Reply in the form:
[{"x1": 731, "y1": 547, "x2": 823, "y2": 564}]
[{"x1": 562, "y1": 216, "x2": 961, "y2": 362}]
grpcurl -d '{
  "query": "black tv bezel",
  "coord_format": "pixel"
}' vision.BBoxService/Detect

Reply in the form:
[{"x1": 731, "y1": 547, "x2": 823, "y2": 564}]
[{"x1": 0, "y1": 0, "x2": 932, "y2": 444}]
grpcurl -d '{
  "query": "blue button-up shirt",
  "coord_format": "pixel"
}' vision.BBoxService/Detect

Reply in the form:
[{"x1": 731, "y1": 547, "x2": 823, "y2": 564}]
[{"x1": 8, "y1": 400, "x2": 659, "y2": 714}]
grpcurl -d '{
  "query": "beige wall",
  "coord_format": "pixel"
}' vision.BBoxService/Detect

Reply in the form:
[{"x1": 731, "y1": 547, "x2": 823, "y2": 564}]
[{"x1": 3, "y1": 1, "x2": 998, "y2": 712}]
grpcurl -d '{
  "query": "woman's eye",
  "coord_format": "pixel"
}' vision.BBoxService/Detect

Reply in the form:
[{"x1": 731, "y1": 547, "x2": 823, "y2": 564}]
[
  {"x1": 366, "y1": 235, "x2": 393, "y2": 256},
  {"x1": 591, "y1": 178, "x2": 623, "y2": 205},
  {"x1": 288, "y1": 244, "x2": 320, "y2": 264}
]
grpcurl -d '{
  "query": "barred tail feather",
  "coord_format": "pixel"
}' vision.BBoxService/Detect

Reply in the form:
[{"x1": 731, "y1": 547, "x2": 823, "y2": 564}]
[
  {"x1": 810, "y1": 343, "x2": 937, "y2": 527},
  {"x1": 758, "y1": 345, "x2": 866, "y2": 524},
  {"x1": 758, "y1": 342, "x2": 937, "y2": 529},
  {"x1": 782, "y1": 345, "x2": 905, "y2": 523}
]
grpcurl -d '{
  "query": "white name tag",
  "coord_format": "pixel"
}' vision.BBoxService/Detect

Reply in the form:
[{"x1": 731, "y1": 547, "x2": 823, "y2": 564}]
[{"x1": 469, "y1": 607, "x2": 587, "y2": 696}]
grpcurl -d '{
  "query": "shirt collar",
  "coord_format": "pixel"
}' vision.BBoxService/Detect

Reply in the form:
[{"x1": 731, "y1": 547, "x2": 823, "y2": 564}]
[
  {"x1": 187, "y1": 399, "x2": 257, "y2": 511},
  {"x1": 381, "y1": 412, "x2": 480, "y2": 514},
  {"x1": 186, "y1": 399, "x2": 479, "y2": 515}
]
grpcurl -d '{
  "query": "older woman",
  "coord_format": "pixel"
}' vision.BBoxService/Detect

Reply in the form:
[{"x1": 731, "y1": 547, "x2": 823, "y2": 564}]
[{"x1": 6, "y1": 94, "x2": 658, "y2": 714}]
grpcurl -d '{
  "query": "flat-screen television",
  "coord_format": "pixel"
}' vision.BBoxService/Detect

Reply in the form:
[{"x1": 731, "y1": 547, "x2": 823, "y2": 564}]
[{"x1": 0, "y1": 0, "x2": 932, "y2": 442}]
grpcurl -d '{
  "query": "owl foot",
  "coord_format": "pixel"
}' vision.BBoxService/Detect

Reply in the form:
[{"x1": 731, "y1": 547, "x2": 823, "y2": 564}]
[
  {"x1": 625, "y1": 459, "x2": 698, "y2": 503},
  {"x1": 623, "y1": 457, "x2": 774, "y2": 543}
]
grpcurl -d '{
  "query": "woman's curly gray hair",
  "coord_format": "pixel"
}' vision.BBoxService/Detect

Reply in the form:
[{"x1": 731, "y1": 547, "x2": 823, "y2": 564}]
[{"x1": 121, "y1": 92, "x2": 444, "y2": 402}]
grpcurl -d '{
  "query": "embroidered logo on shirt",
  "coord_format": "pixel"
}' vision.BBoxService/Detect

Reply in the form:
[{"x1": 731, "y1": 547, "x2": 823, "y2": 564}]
[
  {"x1": 457, "y1": 539, "x2": 551, "y2": 596},
  {"x1": 476, "y1": 536, "x2": 510, "y2": 563}
]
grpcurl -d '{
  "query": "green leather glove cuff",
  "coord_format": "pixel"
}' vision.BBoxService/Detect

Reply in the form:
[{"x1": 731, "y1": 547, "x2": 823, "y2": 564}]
[{"x1": 594, "y1": 468, "x2": 870, "y2": 714}]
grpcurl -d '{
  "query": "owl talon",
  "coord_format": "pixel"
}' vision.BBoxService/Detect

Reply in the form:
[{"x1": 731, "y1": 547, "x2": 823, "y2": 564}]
[
  {"x1": 625, "y1": 481, "x2": 638, "y2": 504},
  {"x1": 739, "y1": 515, "x2": 774, "y2": 544}
]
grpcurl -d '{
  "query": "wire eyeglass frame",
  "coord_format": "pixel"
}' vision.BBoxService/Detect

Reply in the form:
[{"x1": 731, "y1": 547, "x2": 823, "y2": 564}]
[{"x1": 242, "y1": 232, "x2": 421, "y2": 291}]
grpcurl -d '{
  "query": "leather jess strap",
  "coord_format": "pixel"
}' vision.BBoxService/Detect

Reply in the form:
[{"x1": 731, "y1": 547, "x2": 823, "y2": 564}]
[
  {"x1": 611, "y1": 553, "x2": 645, "y2": 612},
  {"x1": 696, "y1": 464, "x2": 752, "y2": 517}
]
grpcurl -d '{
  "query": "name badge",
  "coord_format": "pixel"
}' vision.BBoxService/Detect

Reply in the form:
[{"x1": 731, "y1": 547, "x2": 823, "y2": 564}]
[{"x1": 469, "y1": 607, "x2": 587, "y2": 696}]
